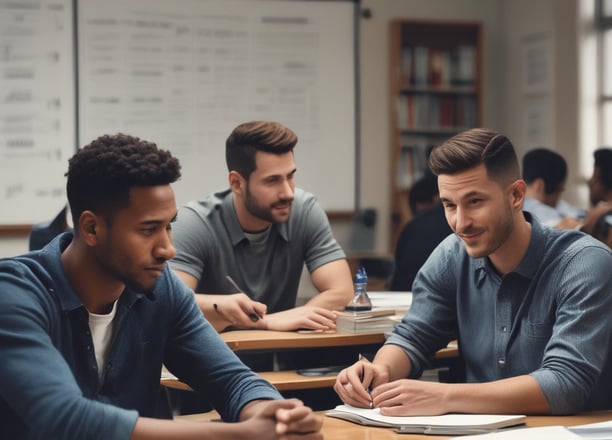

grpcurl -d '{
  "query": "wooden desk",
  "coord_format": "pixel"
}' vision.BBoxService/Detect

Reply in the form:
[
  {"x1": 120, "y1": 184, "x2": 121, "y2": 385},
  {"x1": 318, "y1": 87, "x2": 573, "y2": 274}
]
[
  {"x1": 220, "y1": 329, "x2": 386, "y2": 351},
  {"x1": 176, "y1": 409, "x2": 612, "y2": 439},
  {"x1": 161, "y1": 333, "x2": 458, "y2": 392}
]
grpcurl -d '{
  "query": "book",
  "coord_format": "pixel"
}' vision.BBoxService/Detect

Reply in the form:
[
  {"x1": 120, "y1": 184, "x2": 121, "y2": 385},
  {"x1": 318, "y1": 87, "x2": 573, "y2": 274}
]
[
  {"x1": 325, "y1": 405, "x2": 527, "y2": 435},
  {"x1": 335, "y1": 309, "x2": 400, "y2": 334}
]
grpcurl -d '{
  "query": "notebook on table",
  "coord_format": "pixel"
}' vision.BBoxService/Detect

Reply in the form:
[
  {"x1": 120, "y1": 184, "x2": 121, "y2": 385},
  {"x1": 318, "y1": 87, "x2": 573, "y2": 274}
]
[{"x1": 325, "y1": 404, "x2": 527, "y2": 435}]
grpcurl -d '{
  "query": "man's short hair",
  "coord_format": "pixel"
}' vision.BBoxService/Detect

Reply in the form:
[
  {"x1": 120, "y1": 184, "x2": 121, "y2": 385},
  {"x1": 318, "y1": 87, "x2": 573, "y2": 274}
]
[
  {"x1": 522, "y1": 148, "x2": 567, "y2": 194},
  {"x1": 66, "y1": 133, "x2": 181, "y2": 226},
  {"x1": 428, "y1": 128, "x2": 520, "y2": 186},
  {"x1": 225, "y1": 121, "x2": 297, "y2": 180},
  {"x1": 594, "y1": 148, "x2": 612, "y2": 191}
]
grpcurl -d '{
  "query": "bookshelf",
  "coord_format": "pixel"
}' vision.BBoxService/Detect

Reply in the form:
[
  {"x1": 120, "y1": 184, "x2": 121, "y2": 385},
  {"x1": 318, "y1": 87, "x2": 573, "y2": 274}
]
[{"x1": 389, "y1": 20, "x2": 482, "y2": 249}]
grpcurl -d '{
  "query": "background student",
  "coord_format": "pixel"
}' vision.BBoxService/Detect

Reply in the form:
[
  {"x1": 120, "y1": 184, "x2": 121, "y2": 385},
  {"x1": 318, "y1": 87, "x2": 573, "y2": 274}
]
[
  {"x1": 389, "y1": 173, "x2": 452, "y2": 291},
  {"x1": 334, "y1": 128, "x2": 612, "y2": 416},
  {"x1": 521, "y1": 148, "x2": 583, "y2": 229},
  {"x1": 581, "y1": 148, "x2": 612, "y2": 242},
  {"x1": 0, "y1": 133, "x2": 322, "y2": 439},
  {"x1": 169, "y1": 120, "x2": 353, "y2": 333}
]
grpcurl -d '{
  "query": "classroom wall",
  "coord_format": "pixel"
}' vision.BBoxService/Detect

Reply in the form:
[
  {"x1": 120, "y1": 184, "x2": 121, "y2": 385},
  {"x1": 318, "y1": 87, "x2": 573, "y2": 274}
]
[
  {"x1": 0, "y1": 0, "x2": 586, "y2": 258},
  {"x1": 498, "y1": 0, "x2": 586, "y2": 208}
]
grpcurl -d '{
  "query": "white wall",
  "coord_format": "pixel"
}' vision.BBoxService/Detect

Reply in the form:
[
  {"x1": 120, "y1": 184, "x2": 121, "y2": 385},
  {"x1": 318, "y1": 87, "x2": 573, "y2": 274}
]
[{"x1": 498, "y1": 0, "x2": 585, "y2": 207}]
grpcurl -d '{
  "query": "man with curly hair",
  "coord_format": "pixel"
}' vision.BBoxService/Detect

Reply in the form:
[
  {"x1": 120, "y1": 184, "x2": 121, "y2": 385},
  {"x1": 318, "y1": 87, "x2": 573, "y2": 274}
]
[{"x1": 0, "y1": 133, "x2": 322, "y2": 439}]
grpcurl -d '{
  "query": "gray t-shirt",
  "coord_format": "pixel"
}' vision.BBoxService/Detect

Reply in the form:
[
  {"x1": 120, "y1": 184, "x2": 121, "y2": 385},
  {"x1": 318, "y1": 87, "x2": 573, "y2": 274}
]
[{"x1": 170, "y1": 188, "x2": 346, "y2": 313}]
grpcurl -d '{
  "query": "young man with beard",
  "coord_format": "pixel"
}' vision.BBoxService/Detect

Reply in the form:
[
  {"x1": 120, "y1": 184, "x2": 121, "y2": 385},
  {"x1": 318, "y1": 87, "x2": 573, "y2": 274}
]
[
  {"x1": 334, "y1": 128, "x2": 612, "y2": 416},
  {"x1": 170, "y1": 121, "x2": 353, "y2": 334},
  {"x1": 0, "y1": 134, "x2": 322, "y2": 439}
]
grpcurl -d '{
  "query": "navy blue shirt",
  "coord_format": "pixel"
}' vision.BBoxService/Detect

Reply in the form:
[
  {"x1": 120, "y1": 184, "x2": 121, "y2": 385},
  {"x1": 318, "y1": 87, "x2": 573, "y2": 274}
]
[
  {"x1": 387, "y1": 214, "x2": 612, "y2": 414},
  {"x1": 0, "y1": 233, "x2": 281, "y2": 439}
]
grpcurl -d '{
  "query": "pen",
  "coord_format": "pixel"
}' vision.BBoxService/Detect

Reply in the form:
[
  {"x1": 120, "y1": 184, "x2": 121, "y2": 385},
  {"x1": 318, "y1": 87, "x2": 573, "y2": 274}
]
[
  {"x1": 358, "y1": 353, "x2": 373, "y2": 409},
  {"x1": 225, "y1": 275, "x2": 262, "y2": 322}
]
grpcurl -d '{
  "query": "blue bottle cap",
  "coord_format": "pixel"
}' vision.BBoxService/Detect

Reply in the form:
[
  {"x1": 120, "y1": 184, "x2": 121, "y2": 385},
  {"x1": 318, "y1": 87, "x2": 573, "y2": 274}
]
[{"x1": 355, "y1": 266, "x2": 368, "y2": 284}]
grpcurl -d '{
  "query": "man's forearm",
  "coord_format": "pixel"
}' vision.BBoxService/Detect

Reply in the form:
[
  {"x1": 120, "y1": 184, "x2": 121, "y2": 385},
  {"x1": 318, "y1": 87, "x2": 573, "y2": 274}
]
[{"x1": 441, "y1": 375, "x2": 550, "y2": 415}]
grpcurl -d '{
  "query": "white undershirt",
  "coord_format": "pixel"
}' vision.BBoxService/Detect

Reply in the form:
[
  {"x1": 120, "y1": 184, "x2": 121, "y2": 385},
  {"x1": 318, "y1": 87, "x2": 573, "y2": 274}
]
[{"x1": 88, "y1": 300, "x2": 118, "y2": 378}]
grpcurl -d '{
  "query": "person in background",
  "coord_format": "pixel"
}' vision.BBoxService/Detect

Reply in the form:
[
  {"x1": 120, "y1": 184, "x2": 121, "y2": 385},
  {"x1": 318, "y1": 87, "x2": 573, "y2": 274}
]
[
  {"x1": 0, "y1": 133, "x2": 322, "y2": 440},
  {"x1": 407, "y1": 171, "x2": 440, "y2": 216},
  {"x1": 587, "y1": 147, "x2": 612, "y2": 207},
  {"x1": 169, "y1": 121, "x2": 353, "y2": 334},
  {"x1": 389, "y1": 173, "x2": 452, "y2": 291},
  {"x1": 522, "y1": 148, "x2": 583, "y2": 229},
  {"x1": 580, "y1": 148, "x2": 612, "y2": 241},
  {"x1": 334, "y1": 128, "x2": 612, "y2": 416}
]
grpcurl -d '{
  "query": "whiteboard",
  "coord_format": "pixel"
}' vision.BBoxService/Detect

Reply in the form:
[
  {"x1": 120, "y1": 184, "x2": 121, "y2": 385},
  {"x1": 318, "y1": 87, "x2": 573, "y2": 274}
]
[
  {"x1": 0, "y1": 0, "x2": 75, "y2": 225},
  {"x1": 77, "y1": 0, "x2": 357, "y2": 211}
]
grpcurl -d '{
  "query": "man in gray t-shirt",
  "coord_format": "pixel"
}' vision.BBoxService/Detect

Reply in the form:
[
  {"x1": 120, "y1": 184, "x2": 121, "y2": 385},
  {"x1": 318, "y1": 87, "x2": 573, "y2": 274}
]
[{"x1": 170, "y1": 121, "x2": 353, "y2": 333}]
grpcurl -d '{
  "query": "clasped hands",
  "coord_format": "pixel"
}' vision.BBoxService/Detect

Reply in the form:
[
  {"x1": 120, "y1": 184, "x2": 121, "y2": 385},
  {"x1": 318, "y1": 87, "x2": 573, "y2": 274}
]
[
  {"x1": 241, "y1": 398, "x2": 322, "y2": 440},
  {"x1": 333, "y1": 357, "x2": 449, "y2": 416}
]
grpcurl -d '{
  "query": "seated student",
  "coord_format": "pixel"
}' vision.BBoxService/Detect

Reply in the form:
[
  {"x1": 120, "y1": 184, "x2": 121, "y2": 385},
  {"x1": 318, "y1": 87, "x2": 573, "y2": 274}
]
[
  {"x1": 169, "y1": 120, "x2": 353, "y2": 333},
  {"x1": 522, "y1": 148, "x2": 582, "y2": 229},
  {"x1": 0, "y1": 133, "x2": 322, "y2": 439},
  {"x1": 581, "y1": 202, "x2": 612, "y2": 248},
  {"x1": 334, "y1": 128, "x2": 612, "y2": 416},
  {"x1": 587, "y1": 147, "x2": 612, "y2": 206},
  {"x1": 389, "y1": 174, "x2": 452, "y2": 291}
]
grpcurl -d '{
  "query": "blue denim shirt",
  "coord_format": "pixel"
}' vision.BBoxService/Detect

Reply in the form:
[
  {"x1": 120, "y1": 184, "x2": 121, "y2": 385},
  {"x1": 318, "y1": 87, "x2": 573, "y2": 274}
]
[
  {"x1": 387, "y1": 214, "x2": 612, "y2": 414},
  {"x1": 0, "y1": 233, "x2": 281, "y2": 439}
]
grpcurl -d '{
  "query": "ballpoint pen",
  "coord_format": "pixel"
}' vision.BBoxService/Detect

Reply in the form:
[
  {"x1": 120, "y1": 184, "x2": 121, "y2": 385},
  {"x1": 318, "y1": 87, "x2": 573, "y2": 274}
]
[{"x1": 225, "y1": 275, "x2": 262, "y2": 322}]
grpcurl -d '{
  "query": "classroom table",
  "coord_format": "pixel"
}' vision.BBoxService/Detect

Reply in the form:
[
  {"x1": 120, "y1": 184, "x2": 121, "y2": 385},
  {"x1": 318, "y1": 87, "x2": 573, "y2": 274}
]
[
  {"x1": 161, "y1": 330, "x2": 458, "y2": 391},
  {"x1": 176, "y1": 409, "x2": 612, "y2": 440}
]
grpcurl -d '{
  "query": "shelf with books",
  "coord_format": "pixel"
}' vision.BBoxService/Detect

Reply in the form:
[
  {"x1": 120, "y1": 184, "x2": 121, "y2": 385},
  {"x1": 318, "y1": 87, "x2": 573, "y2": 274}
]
[{"x1": 389, "y1": 20, "x2": 482, "y2": 249}]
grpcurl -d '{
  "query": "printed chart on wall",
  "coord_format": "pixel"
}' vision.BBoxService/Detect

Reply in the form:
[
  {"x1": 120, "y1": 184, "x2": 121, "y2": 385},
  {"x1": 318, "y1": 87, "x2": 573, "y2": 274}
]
[
  {"x1": 77, "y1": 0, "x2": 357, "y2": 211},
  {"x1": 0, "y1": 0, "x2": 75, "y2": 225}
]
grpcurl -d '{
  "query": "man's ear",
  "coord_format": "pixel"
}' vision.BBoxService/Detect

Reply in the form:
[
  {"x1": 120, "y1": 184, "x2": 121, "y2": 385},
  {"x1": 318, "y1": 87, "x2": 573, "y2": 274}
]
[
  {"x1": 78, "y1": 211, "x2": 99, "y2": 246},
  {"x1": 510, "y1": 179, "x2": 527, "y2": 209},
  {"x1": 229, "y1": 171, "x2": 245, "y2": 195}
]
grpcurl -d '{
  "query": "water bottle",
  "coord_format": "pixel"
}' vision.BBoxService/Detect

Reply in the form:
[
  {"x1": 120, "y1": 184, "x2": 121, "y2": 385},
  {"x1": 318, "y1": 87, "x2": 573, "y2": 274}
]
[{"x1": 345, "y1": 266, "x2": 372, "y2": 312}]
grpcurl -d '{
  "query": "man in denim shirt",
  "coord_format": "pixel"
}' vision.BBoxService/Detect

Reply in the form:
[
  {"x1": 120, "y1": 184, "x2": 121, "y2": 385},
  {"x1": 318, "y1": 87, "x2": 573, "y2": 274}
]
[
  {"x1": 0, "y1": 134, "x2": 322, "y2": 439},
  {"x1": 334, "y1": 128, "x2": 612, "y2": 416}
]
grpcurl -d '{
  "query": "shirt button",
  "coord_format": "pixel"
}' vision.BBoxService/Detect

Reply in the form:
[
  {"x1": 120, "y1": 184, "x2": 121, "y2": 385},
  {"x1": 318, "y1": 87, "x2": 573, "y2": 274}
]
[
  {"x1": 501, "y1": 326, "x2": 507, "y2": 332},
  {"x1": 498, "y1": 358, "x2": 506, "y2": 367}
]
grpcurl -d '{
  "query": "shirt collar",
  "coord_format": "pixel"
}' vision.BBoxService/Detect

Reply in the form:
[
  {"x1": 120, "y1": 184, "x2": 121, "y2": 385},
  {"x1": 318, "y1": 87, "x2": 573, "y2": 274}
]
[{"x1": 472, "y1": 212, "x2": 544, "y2": 283}]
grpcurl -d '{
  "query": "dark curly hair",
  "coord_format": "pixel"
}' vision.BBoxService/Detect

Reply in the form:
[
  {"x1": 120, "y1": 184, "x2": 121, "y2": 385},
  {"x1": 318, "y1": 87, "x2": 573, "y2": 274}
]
[
  {"x1": 66, "y1": 133, "x2": 181, "y2": 226},
  {"x1": 225, "y1": 121, "x2": 297, "y2": 179}
]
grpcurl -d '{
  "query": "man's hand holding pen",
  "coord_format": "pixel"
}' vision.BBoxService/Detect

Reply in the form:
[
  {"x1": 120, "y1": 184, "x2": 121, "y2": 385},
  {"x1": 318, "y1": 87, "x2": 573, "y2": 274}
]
[
  {"x1": 333, "y1": 353, "x2": 390, "y2": 410},
  {"x1": 212, "y1": 292, "x2": 267, "y2": 329},
  {"x1": 215, "y1": 275, "x2": 267, "y2": 328}
]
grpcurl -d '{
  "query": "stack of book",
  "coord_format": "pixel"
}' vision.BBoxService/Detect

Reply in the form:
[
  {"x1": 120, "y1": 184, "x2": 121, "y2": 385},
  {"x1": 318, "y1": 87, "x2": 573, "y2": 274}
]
[{"x1": 335, "y1": 308, "x2": 400, "y2": 334}]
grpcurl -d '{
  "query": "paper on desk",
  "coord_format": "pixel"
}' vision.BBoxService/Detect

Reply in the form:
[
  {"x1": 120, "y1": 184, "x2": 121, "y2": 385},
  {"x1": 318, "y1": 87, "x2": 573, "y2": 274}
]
[
  {"x1": 568, "y1": 420, "x2": 612, "y2": 439},
  {"x1": 455, "y1": 425, "x2": 581, "y2": 439}
]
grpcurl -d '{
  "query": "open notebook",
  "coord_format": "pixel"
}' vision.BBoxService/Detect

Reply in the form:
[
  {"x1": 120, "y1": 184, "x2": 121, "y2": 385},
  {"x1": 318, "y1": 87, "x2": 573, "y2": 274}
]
[{"x1": 325, "y1": 405, "x2": 527, "y2": 435}]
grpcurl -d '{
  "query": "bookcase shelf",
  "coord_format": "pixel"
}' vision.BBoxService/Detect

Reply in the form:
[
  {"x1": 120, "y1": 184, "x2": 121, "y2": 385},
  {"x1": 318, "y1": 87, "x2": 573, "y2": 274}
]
[{"x1": 389, "y1": 20, "x2": 482, "y2": 249}]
